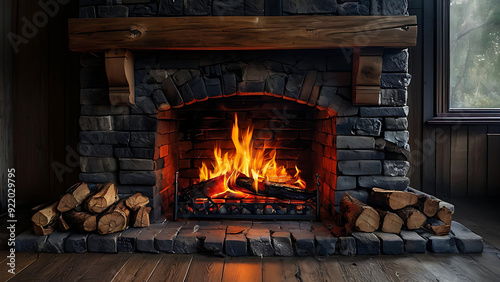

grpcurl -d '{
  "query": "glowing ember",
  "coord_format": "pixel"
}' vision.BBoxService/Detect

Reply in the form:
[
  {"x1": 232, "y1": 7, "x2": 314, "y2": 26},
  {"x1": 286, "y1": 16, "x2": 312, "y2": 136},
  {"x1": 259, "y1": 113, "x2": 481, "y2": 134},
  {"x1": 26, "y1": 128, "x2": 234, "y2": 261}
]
[{"x1": 199, "y1": 114, "x2": 306, "y2": 194}]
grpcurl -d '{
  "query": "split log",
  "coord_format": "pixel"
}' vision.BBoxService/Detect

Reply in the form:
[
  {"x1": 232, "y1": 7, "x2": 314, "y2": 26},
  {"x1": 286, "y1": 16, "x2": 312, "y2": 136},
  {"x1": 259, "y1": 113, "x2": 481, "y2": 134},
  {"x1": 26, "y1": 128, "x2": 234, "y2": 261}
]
[
  {"x1": 423, "y1": 218, "x2": 450, "y2": 236},
  {"x1": 376, "y1": 209, "x2": 403, "y2": 234},
  {"x1": 32, "y1": 202, "x2": 59, "y2": 227},
  {"x1": 435, "y1": 206, "x2": 452, "y2": 225},
  {"x1": 367, "y1": 187, "x2": 418, "y2": 211},
  {"x1": 396, "y1": 207, "x2": 426, "y2": 230},
  {"x1": 53, "y1": 214, "x2": 70, "y2": 232},
  {"x1": 179, "y1": 175, "x2": 228, "y2": 200},
  {"x1": 413, "y1": 194, "x2": 439, "y2": 217},
  {"x1": 84, "y1": 183, "x2": 118, "y2": 214},
  {"x1": 125, "y1": 193, "x2": 149, "y2": 211},
  {"x1": 33, "y1": 224, "x2": 54, "y2": 236},
  {"x1": 57, "y1": 182, "x2": 91, "y2": 212},
  {"x1": 98, "y1": 200, "x2": 131, "y2": 235},
  {"x1": 339, "y1": 192, "x2": 380, "y2": 233},
  {"x1": 405, "y1": 187, "x2": 455, "y2": 212},
  {"x1": 63, "y1": 210, "x2": 97, "y2": 232},
  {"x1": 235, "y1": 176, "x2": 315, "y2": 200},
  {"x1": 132, "y1": 206, "x2": 151, "y2": 228}
]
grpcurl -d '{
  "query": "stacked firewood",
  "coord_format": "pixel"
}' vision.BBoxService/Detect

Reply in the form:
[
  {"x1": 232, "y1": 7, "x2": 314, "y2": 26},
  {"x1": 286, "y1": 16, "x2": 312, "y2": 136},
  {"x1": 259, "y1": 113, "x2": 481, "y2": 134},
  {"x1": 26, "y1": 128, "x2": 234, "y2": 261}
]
[
  {"x1": 334, "y1": 187, "x2": 453, "y2": 236},
  {"x1": 31, "y1": 182, "x2": 151, "y2": 236}
]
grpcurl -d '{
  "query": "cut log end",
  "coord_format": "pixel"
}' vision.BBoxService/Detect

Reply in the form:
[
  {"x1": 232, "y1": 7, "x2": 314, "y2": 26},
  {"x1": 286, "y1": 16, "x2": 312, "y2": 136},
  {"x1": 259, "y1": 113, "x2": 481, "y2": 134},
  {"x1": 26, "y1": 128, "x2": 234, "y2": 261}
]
[
  {"x1": 436, "y1": 207, "x2": 453, "y2": 225},
  {"x1": 125, "y1": 193, "x2": 149, "y2": 211},
  {"x1": 378, "y1": 210, "x2": 403, "y2": 234},
  {"x1": 355, "y1": 208, "x2": 380, "y2": 233}
]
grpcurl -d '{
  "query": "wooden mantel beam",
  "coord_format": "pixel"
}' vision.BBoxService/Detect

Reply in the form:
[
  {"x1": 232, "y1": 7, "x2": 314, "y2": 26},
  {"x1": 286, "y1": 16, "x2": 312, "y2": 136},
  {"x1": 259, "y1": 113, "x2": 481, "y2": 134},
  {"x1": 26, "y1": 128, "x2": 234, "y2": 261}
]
[{"x1": 68, "y1": 16, "x2": 417, "y2": 52}]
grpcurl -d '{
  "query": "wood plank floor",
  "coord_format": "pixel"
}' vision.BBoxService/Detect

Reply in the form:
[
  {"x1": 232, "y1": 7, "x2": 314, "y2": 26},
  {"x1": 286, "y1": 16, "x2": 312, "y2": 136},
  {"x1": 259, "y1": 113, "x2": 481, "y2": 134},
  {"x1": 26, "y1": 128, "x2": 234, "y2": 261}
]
[{"x1": 3, "y1": 197, "x2": 500, "y2": 281}]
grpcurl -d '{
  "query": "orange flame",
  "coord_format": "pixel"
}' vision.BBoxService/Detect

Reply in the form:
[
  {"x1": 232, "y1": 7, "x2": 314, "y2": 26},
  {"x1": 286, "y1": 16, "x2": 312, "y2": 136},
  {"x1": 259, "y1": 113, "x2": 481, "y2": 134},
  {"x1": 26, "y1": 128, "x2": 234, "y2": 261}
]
[{"x1": 199, "y1": 114, "x2": 306, "y2": 193}]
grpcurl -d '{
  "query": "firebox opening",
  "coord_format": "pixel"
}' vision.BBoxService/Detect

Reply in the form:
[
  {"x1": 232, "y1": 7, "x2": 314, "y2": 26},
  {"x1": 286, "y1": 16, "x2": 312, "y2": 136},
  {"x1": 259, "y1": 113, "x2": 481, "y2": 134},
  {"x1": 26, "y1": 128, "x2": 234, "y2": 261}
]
[{"x1": 157, "y1": 96, "x2": 337, "y2": 219}]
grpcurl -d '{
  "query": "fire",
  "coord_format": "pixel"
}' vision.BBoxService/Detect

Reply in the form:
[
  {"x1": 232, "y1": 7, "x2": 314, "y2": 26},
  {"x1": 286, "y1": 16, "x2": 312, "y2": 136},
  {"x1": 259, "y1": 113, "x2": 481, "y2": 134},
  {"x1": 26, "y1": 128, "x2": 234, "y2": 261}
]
[{"x1": 199, "y1": 114, "x2": 306, "y2": 194}]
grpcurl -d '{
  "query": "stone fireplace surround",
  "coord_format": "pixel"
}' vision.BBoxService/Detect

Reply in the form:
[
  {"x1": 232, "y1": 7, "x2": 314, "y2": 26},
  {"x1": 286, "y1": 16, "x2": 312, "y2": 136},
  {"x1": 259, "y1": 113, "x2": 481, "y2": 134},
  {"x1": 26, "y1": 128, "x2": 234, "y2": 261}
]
[{"x1": 76, "y1": 0, "x2": 413, "y2": 221}]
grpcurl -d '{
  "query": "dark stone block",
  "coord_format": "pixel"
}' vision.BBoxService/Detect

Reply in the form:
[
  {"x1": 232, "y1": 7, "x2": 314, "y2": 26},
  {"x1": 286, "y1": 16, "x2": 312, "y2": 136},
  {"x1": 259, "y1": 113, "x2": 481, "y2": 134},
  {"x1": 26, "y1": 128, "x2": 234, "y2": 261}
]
[
  {"x1": 64, "y1": 233, "x2": 88, "y2": 253},
  {"x1": 202, "y1": 229, "x2": 226, "y2": 255},
  {"x1": 384, "y1": 131, "x2": 410, "y2": 147},
  {"x1": 88, "y1": 233, "x2": 120, "y2": 253},
  {"x1": 80, "y1": 116, "x2": 114, "y2": 131},
  {"x1": 81, "y1": 67, "x2": 107, "y2": 88},
  {"x1": 136, "y1": 82, "x2": 160, "y2": 96},
  {"x1": 80, "y1": 88, "x2": 109, "y2": 105},
  {"x1": 155, "y1": 227, "x2": 182, "y2": 252},
  {"x1": 383, "y1": 160, "x2": 410, "y2": 177},
  {"x1": 188, "y1": 76, "x2": 208, "y2": 101},
  {"x1": 136, "y1": 223, "x2": 167, "y2": 253},
  {"x1": 79, "y1": 6, "x2": 96, "y2": 18},
  {"x1": 374, "y1": 232, "x2": 404, "y2": 255},
  {"x1": 265, "y1": 74, "x2": 285, "y2": 97},
  {"x1": 246, "y1": 229, "x2": 274, "y2": 256},
  {"x1": 339, "y1": 236, "x2": 356, "y2": 256},
  {"x1": 399, "y1": 230, "x2": 426, "y2": 253},
  {"x1": 381, "y1": 73, "x2": 412, "y2": 89},
  {"x1": 336, "y1": 176, "x2": 357, "y2": 190},
  {"x1": 222, "y1": 73, "x2": 237, "y2": 96},
  {"x1": 205, "y1": 78, "x2": 223, "y2": 98},
  {"x1": 162, "y1": 77, "x2": 184, "y2": 107},
  {"x1": 213, "y1": 0, "x2": 244, "y2": 16},
  {"x1": 315, "y1": 233, "x2": 337, "y2": 256},
  {"x1": 272, "y1": 231, "x2": 293, "y2": 256},
  {"x1": 15, "y1": 230, "x2": 47, "y2": 252},
  {"x1": 336, "y1": 136, "x2": 375, "y2": 149},
  {"x1": 418, "y1": 231, "x2": 458, "y2": 253},
  {"x1": 264, "y1": 0, "x2": 282, "y2": 16},
  {"x1": 378, "y1": 0, "x2": 408, "y2": 15},
  {"x1": 335, "y1": 117, "x2": 356, "y2": 135},
  {"x1": 120, "y1": 158, "x2": 155, "y2": 171},
  {"x1": 316, "y1": 86, "x2": 337, "y2": 108},
  {"x1": 283, "y1": 0, "x2": 336, "y2": 14},
  {"x1": 334, "y1": 189, "x2": 370, "y2": 205},
  {"x1": 80, "y1": 131, "x2": 130, "y2": 145},
  {"x1": 116, "y1": 185, "x2": 157, "y2": 198},
  {"x1": 360, "y1": 106, "x2": 409, "y2": 117},
  {"x1": 159, "y1": 0, "x2": 183, "y2": 16},
  {"x1": 130, "y1": 3, "x2": 158, "y2": 16},
  {"x1": 238, "y1": 81, "x2": 265, "y2": 94},
  {"x1": 152, "y1": 89, "x2": 169, "y2": 108},
  {"x1": 172, "y1": 69, "x2": 193, "y2": 86},
  {"x1": 80, "y1": 157, "x2": 118, "y2": 172},
  {"x1": 289, "y1": 229, "x2": 315, "y2": 256},
  {"x1": 338, "y1": 160, "x2": 382, "y2": 176},
  {"x1": 118, "y1": 228, "x2": 143, "y2": 253},
  {"x1": 383, "y1": 49, "x2": 408, "y2": 72},
  {"x1": 115, "y1": 115, "x2": 158, "y2": 131},
  {"x1": 81, "y1": 105, "x2": 129, "y2": 116},
  {"x1": 284, "y1": 74, "x2": 304, "y2": 100},
  {"x1": 97, "y1": 5, "x2": 129, "y2": 17},
  {"x1": 114, "y1": 147, "x2": 155, "y2": 159},
  {"x1": 338, "y1": 2, "x2": 369, "y2": 15},
  {"x1": 385, "y1": 117, "x2": 408, "y2": 130},
  {"x1": 358, "y1": 176, "x2": 409, "y2": 190},
  {"x1": 245, "y1": 0, "x2": 264, "y2": 15},
  {"x1": 355, "y1": 118, "x2": 383, "y2": 136},
  {"x1": 337, "y1": 150, "x2": 385, "y2": 161},
  {"x1": 173, "y1": 230, "x2": 204, "y2": 254},
  {"x1": 131, "y1": 97, "x2": 156, "y2": 114},
  {"x1": 451, "y1": 221, "x2": 484, "y2": 253},
  {"x1": 79, "y1": 172, "x2": 117, "y2": 183},
  {"x1": 130, "y1": 132, "x2": 156, "y2": 147},
  {"x1": 120, "y1": 171, "x2": 156, "y2": 185},
  {"x1": 79, "y1": 144, "x2": 113, "y2": 157},
  {"x1": 352, "y1": 232, "x2": 380, "y2": 255},
  {"x1": 225, "y1": 234, "x2": 247, "y2": 256},
  {"x1": 183, "y1": 0, "x2": 210, "y2": 15}
]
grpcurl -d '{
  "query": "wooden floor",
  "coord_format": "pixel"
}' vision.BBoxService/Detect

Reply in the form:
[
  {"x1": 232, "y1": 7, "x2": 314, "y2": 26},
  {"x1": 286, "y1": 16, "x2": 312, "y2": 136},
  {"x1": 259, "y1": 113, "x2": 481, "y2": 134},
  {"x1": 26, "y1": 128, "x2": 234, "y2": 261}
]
[{"x1": 2, "y1": 197, "x2": 500, "y2": 282}]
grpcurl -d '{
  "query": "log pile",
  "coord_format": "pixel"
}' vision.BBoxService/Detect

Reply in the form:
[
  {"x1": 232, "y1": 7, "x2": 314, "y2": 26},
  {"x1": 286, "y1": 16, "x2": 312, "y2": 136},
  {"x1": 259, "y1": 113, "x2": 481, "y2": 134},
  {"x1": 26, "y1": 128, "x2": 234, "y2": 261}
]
[
  {"x1": 338, "y1": 187, "x2": 454, "y2": 236},
  {"x1": 31, "y1": 182, "x2": 151, "y2": 236}
]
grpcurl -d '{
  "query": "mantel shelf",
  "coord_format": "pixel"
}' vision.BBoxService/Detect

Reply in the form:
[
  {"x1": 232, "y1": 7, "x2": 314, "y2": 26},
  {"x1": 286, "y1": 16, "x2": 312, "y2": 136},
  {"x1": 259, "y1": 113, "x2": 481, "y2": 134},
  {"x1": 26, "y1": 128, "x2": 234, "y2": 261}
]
[{"x1": 68, "y1": 16, "x2": 417, "y2": 52}]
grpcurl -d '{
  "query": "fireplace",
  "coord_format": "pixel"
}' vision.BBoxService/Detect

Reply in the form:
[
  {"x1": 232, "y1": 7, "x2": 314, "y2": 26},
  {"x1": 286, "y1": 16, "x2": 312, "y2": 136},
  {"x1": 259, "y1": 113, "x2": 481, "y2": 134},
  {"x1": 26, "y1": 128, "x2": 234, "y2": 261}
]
[{"x1": 73, "y1": 1, "x2": 417, "y2": 222}]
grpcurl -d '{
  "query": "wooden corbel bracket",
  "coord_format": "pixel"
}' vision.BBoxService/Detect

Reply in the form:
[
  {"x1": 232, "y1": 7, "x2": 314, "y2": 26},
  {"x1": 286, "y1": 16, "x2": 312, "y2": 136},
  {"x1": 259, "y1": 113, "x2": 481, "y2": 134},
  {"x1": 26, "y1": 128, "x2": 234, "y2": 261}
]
[
  {"x1": 352, "y1": 47, "x2": 384, "y2": 105},
  {"x1": 105, "y1": 49, "x2": 135, "y2": 105}
]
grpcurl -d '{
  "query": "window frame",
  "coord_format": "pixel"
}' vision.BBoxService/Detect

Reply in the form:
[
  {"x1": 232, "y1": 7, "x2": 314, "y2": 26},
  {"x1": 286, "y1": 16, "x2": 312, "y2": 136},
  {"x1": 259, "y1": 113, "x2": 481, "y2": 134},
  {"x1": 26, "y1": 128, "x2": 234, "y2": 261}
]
[{"x1": 429, "y1": 0, "x2": 500, "y2": 124}]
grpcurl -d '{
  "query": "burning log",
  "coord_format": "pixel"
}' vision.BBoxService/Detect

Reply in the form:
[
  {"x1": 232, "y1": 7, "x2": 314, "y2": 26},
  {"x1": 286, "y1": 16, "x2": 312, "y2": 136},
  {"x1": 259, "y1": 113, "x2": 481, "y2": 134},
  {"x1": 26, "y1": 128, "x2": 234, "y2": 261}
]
[
  {"x1": 63, "y1": 210, "x2": 97, "y2": 232},
  {"x1": 131, "y1": 206, "x2": 151, "y2": 228},
  {"x1": 423, "y1": 218, "x2": 450, "y2": 236},
  {"x1": 84, "y1": 183, "x2": 118, "y2": 214},
  {"x1": 125, "y1": 193, "x2": 149, "y2": 211},
  {"x1": 414, "y1": 195, "x2": 439, "y2": 217},
  {"x1": 235, "y1": 176, "x2": 315, "y2": 201},
  {"x1": 396, "y1": 207, "x2": 426, "y2": 230},
  {"x1": 339, "y1": 192, "x2": 380, "y2": 233},
  {"x1": 98, "y1": 200, "x2": 131, "y2": 235},
  {"x1": 57, "y1": 182, "x2": 91, "y2": 212},
  {"x1": 376, "y1": 209, "x2": 403, "y2": 234},
  {"x1": 32, "y1": 202, "x2": 59, "y2": 227},
  {"x1": 179, "y1": 175, "x2": 228, "y2": 200},
  {"x1": 367, "y1": 187, "x2": 418, "y2": 211}
]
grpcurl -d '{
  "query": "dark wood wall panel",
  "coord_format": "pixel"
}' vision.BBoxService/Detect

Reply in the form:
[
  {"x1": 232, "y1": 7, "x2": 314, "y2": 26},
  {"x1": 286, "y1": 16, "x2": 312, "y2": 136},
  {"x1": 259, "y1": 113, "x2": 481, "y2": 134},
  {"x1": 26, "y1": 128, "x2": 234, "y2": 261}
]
[
  {"x1": 487, "y1": 135, "x2": 500, "y2": 197},
  {"x1": 449, "y1": 127, "x2": 468, "y2": 197},
  {"x1": 435, "y1": 126, "x2": 451, "y2": 198},
  {"x1": 467, "y1": 126, "x2": 488, "y2": 196}
]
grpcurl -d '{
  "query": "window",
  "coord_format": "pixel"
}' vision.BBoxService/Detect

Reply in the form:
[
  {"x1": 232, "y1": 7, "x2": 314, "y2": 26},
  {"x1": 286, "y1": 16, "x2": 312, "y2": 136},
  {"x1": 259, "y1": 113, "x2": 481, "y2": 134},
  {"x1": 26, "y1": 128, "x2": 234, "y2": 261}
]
[{"x1": 449, "y1": 0, "x2": 500, "y2": 109}]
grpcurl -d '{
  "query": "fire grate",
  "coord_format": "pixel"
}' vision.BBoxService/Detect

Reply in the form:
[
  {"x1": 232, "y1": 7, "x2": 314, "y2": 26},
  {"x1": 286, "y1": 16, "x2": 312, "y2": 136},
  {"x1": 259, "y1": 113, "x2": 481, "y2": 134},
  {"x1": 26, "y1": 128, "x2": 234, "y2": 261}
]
[{"x1": 174, "y1": 172, "x2": 321, "y2": 221}]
